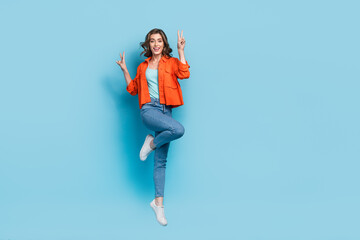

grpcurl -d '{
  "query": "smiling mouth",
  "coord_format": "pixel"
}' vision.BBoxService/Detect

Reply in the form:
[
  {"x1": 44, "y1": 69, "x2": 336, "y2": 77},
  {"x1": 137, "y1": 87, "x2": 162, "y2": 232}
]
[{"x1": 154, "y1": 48, "x2": 160, "y2": 51}]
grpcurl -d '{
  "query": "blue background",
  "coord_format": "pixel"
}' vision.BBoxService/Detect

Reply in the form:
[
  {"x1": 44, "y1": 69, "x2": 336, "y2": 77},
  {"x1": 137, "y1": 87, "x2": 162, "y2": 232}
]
[{"x1": 1, "y1": 0, "x2": 359, "y2": 239}]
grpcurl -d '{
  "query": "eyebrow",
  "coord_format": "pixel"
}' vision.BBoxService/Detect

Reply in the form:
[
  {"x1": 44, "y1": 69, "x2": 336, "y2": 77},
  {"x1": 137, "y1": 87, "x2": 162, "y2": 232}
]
[{"x1": 150, "y1": 38, "x2": 162, "y2": 40}]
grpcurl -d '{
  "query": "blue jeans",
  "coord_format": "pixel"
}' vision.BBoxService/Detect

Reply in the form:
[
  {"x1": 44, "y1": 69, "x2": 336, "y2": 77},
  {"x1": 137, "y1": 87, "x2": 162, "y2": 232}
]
[{"x1": 140, "y1": 97, "x2": 185, "y2": 198}]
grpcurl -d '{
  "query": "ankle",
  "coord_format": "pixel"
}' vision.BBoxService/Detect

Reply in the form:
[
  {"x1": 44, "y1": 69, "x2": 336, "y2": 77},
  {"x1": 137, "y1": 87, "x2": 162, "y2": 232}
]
[
  {"x1": 150, "y1": 140, "x2": 156, "y2": 150},
  {"x1": 155, "y1": 198, "x2": 163, "y2": 207}
]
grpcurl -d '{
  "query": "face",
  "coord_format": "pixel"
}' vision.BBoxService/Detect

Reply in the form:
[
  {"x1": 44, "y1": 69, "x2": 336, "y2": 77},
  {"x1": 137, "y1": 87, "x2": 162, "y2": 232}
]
[{"x1": 149, "y1": 33, "x2": 164, "y2": 56}]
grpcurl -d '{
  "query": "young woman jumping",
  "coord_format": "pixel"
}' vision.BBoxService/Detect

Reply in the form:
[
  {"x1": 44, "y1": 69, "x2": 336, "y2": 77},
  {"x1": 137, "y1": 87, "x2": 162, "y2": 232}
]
[{"x1": 116, "y1": 28, "x2": 190, "y2": 226}]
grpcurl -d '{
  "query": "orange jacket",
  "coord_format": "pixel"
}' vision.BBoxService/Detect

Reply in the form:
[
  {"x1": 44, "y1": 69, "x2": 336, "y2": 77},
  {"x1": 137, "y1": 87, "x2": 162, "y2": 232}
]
[{"x1": 126, "y1": 55, "x2": 190, "y2": 109}]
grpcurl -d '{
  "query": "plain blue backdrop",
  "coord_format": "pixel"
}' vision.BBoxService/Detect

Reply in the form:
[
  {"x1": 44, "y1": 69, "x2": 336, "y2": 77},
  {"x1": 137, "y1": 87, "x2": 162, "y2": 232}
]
[{"x1": 1, "y1": 0, "x2": 359, "y2": 239}]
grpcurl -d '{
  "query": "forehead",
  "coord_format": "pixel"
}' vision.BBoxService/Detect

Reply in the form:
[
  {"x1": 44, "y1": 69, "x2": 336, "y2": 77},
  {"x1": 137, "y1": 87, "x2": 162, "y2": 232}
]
[{"x1": 149, "y1": 33, "x2": 163, "y2": 40}]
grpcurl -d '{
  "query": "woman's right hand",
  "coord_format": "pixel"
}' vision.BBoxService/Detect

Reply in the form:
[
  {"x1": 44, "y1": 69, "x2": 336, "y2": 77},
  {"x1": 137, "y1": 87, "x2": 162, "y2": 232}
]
[{"x1": 116, "y1": 51, "x2": 127, "y2": 71}]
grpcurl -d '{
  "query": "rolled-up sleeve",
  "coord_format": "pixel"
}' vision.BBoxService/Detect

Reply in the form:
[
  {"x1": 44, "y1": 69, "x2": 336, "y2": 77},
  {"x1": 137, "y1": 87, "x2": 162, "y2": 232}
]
[
  {"x1": 126, "y1": 65, "x2": 140, "y2": 95},
  {"x1": 175, "y1": 58, "x2": 190, "y2": 79}
]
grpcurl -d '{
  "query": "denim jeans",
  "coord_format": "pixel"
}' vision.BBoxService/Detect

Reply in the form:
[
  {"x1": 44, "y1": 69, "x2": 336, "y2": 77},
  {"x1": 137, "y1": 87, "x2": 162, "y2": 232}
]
[{"x1": 140, "y1": 97, "x2": 185, "y2": 197}]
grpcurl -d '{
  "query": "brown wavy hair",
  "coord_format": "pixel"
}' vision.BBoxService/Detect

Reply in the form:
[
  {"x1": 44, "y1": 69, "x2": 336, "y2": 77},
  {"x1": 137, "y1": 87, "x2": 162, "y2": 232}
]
[{"x1": 140, "y1": 28, "x2": 173, "y2": 58}]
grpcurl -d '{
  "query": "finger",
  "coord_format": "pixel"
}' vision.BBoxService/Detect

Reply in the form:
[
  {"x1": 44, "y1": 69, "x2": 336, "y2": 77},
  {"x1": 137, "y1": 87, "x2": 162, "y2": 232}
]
[
  {"x1": 181, "y1": 30, "x2": 183, "y2": 38},
  {"x1": 178, "y1": 30, "x2": 180, "y2": 40},
  {"x1": 123, "y1": 51, "x2": 125, "y2": 62},
  {"x1": 119, "y1": 52, "x2": 122, "y2": 59}
]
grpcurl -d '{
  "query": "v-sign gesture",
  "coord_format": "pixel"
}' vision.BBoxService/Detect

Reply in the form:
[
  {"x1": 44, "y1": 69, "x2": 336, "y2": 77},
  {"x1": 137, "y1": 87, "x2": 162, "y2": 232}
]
[
  {"x1": 116, "y1": 51, "x2": 128, "y2": 71},
  {"x1": 177, "y1": 30, "x2": 186, "y2": 51}
]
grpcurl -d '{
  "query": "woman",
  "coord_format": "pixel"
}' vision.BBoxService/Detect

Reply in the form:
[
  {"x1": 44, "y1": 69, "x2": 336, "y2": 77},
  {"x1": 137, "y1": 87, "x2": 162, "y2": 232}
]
[{"x1": 116, "y1": 28, "x2": 190, "y2": 226}]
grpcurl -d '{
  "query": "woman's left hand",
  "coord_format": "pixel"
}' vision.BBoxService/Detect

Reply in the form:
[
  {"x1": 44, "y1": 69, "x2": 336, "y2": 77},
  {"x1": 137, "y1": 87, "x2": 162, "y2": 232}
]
[{"x1": 177, "y1": 30, "x2": 186, "y2": 51}]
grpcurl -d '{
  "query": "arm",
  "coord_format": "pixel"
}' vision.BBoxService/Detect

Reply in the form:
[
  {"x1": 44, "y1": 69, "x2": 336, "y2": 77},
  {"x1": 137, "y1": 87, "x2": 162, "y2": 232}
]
[
  {"x1": 125, "y1": 66, "x2": 140, "y2": 95},
  {"x1": 175, "y1": 55, "x2": 190, "y2": 79},
  {"x1": 122, "y1": 69, "x2": 133, "y2": 86},
  {"x1": 175, "y1": 30, "x2": 190, "y2": 79},
  {"x1": 116, "y1": 51, "x2": 139, "y2": 95},
  {"x1": 178, "y1": 49, "x2": 187, "y2": 65}
]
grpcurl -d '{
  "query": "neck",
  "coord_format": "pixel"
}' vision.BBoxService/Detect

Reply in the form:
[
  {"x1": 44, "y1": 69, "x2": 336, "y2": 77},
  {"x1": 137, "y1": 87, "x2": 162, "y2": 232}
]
[{"x1": 151, "y1": 54, "x2": 162, "y2": 62}]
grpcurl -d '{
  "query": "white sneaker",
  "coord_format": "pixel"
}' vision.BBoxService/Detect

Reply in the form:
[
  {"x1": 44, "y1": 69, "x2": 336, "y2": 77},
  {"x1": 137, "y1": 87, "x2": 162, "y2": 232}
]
[
  {"x1": 150, "y1": 199, "x2": 168, "y2": 226},
  {"x1": 140, "y1": 134, "x2": 155, "y2": 161}
]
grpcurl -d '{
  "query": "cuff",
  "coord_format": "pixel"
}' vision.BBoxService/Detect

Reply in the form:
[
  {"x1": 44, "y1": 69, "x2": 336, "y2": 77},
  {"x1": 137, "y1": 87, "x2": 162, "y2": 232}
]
[
  {"x1": 178, "y1": 60, "x2": 190, "y2": 71},
  {"x1": 126, "y1": 81, "x2": 137, "y2": 95}
]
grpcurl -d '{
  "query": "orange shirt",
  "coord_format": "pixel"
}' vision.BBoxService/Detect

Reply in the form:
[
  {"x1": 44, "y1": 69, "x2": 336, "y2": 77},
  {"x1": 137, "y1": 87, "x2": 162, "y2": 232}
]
[{"x1": 126, "y1": 55, "x2": 190, "y2": 109}]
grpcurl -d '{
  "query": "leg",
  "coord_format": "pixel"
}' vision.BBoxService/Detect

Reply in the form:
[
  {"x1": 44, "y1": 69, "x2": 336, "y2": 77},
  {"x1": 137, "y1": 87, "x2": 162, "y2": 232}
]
[
  {"x1": 141, "y1": 108, "x2": 185, "y2": 149},
  {"x1": 153, "y1": 130, "x2": 170, "y2": 206},
  {"x1": 140, "y1": 104, "x2": 184, "y2": 208}
]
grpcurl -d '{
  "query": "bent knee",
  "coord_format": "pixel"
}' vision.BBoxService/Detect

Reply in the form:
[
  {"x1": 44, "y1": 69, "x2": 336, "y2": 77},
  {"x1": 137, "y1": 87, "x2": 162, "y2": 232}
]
[{"x1": 172, "y1": 123, "x2": 185, "y2": 138}]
